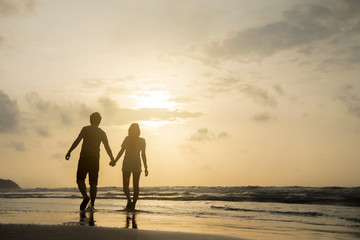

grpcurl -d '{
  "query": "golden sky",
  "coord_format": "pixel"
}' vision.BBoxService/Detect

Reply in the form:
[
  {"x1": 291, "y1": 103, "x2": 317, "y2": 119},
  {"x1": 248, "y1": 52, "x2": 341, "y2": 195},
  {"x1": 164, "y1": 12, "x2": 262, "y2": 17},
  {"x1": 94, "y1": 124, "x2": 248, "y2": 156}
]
[{"x1": 0, "y1": 0, "x2": 359, "y2": 187}]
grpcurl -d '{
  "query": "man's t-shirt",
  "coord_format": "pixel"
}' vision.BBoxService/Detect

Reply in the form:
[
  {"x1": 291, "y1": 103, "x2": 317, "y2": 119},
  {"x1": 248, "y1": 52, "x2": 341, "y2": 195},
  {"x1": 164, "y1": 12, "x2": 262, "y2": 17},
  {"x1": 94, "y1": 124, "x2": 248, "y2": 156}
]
[{"x1": 79, "y1": 125, "x2": 107, "y2": 158}]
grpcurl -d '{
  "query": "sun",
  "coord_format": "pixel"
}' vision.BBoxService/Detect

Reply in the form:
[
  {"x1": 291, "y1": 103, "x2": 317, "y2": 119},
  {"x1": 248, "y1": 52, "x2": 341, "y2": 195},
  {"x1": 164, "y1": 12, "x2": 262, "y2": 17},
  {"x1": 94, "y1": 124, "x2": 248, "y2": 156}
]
[{"x1": 133, "y1": 90, "x2": 176, "y2": 110}]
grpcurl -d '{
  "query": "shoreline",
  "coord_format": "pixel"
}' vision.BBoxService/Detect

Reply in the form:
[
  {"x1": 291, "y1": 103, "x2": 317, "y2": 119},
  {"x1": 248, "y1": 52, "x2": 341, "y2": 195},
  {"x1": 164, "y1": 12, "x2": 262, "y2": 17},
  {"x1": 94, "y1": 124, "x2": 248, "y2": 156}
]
[
  {"x1": 1, "y1": 196, "x2": 359, "y2": 240},
  {"x1": 0, "y1": 224, "x2": 245, "y2": 240}
]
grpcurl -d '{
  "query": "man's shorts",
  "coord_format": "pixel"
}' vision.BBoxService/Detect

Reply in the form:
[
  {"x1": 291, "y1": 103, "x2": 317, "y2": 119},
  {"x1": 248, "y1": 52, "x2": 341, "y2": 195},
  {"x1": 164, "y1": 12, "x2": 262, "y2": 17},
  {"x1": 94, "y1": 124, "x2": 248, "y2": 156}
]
[{"x1": 76, "y1": 156, "x2": 99, "y2": 185}]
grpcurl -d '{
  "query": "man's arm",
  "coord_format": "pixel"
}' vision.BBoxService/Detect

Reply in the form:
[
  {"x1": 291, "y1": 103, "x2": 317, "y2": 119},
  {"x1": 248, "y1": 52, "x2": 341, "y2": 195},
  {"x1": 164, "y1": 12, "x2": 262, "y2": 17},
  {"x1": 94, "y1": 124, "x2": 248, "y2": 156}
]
[
  {"x1": 65, "y1": 132, "x2": 83, "y2": 160},
  {"x1": 102, "y1": 134, "x2": 114, "y2": 162}
]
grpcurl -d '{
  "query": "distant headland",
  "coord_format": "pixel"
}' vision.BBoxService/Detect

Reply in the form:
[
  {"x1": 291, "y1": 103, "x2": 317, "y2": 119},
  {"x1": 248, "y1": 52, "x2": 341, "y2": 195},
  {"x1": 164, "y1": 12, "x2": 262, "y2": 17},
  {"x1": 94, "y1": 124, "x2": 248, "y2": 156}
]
[{"x1": 0, "y1": 179, "x2": 21, "y2": 189}]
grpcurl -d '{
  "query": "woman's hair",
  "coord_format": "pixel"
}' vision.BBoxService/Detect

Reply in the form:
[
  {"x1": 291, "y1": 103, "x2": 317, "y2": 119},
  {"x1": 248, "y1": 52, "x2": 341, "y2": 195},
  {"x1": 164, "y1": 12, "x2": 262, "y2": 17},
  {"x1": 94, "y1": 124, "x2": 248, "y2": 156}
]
[{"x1": 128, "y1": 123, "x2": 141, "y2": 149}]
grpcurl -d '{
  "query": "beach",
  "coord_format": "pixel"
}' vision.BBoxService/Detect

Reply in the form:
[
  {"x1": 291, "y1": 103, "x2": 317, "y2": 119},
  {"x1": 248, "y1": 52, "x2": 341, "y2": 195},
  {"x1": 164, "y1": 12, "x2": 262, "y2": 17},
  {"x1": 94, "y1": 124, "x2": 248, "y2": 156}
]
[
  {"x1": 0, "y1": 186, "x2": 359, "y2": 239},
  {"x1": 0, "y1": 224, "x2": 243, "y2": 240},
  {"x1": 1, "y1": 0, "x2": 360, "y2": 238}
]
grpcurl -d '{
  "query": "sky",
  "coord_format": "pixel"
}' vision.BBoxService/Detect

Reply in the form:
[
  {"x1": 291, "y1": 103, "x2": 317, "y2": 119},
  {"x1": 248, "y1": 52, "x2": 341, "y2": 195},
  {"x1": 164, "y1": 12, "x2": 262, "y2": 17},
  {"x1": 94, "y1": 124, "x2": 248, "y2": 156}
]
[{"x1": 0, "y1": 0, "x2": 359, "y2": 188}]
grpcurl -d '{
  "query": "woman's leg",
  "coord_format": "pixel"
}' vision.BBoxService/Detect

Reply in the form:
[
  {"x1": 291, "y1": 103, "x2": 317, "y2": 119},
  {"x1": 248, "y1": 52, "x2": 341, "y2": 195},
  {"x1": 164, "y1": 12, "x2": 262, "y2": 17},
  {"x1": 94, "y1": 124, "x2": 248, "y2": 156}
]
[
  {"x1": 132, "y1": 172, "x2": 141, "y2": 209},
  {"x1": 122, "y1": 171, "x2": 131, "y2": 207}
]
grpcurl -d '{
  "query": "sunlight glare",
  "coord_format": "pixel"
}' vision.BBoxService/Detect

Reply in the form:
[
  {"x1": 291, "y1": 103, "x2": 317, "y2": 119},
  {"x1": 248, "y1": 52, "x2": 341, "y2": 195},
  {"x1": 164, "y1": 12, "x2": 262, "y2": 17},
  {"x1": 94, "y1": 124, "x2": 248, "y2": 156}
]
[
  {"x1": 134, "y1": 90, "x2": 176, "y2": 110},
  {"x1": 139, "y1": 120, "x2": 173, "y2": 128}
]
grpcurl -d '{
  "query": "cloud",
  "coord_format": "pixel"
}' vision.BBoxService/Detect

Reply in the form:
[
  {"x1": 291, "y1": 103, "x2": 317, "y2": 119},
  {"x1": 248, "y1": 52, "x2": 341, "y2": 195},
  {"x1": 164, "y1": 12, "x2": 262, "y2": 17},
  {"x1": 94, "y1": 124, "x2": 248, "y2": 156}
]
[
  {"x1": 180, "y1": 144, "x2": 197, "y2": 154},
  {"x1": 25, "y1": 92, "x2": 203, "y2": 127},
  {"x1": 82, "y1": 78, "x2": 108, "y2": 89},
  {"x1": 189, "y1": 128, "x2": 229, "y2": 142},
  {"x1": 273, "y1": 84, "x2": 285, "y2": 96},
  {"x1": 316, "y1": 44, "x2": 360, "y2": 71},
  {"x1": 81, "y1": 76, "x2": 135, "y2": 93},
  {"x1": 217, "y1": 132, "x2": 229, "y2": 139},
  {"x1": 205, "y1": 74, "x2": 280, "y2": 108},
  {"x1": 8, "y1": 141, "x2": 26, "y2": 151},
  {"x1": 214, "y1": 77, "x2": 239, "y2": 88},
  {"x1": 25, "y1": 92, "x2": 92, "y2": 126},
  {"x1": 26, "y1": 92, "x2": 58, "y2": 113},
  {"x1": 252, "y1": 112, "x2": 274, "y2": 123},
  {"x1": 51, "y1": 153, "x2": 63, "y2": 159},
  {"x1": 0, "y1": 90, "x2": 20, "y2": 132},
  {"x1": 98, "y1": 97, "x2": 203, "y2": 124},
  {"x1": 169, "y1": 97, "x2": 195, "y2": 104},
  {"x1": 338, "y1": 85, "x2": 360, "y2": 118},
  {"x1": 346, "y1": 45, "x2": 360, "y2": 63},
  {"x1": 199, "y1": 1, "x2": 360, "y2": 62},
  {"x1": 206, "y1": 76, "x2": 241, "y2": 94},
  {"x1": 34, "y1": 126, "x2": 50, "y2": 137},
  {"x1": 0, "y1": 0, "x2": 37, "y2": 48},
  {"x1": 0, "y1": 35, "x2": 4, "y2": 46},
  {"x1": 239, "y1": 85, "x2": 277, "y2": 108},
  {"x1": 0, "y1": 0, "x2": 36, "y2": 17}
]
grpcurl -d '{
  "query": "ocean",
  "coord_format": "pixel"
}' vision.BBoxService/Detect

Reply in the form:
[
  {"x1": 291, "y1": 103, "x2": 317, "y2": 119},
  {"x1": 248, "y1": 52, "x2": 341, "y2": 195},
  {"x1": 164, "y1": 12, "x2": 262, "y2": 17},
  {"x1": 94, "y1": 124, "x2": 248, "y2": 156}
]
[{"x1": 1, "y1": 186, "x2": 359, "y2": 239}]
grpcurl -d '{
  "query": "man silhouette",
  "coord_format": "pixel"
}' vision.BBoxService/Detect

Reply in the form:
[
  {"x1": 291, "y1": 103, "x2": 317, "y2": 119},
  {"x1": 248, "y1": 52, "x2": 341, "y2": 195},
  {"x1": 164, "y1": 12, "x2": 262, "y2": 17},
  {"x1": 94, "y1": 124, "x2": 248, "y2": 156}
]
[{"x1": 65, "y1": 112, "x2": 114, "y2": 211}]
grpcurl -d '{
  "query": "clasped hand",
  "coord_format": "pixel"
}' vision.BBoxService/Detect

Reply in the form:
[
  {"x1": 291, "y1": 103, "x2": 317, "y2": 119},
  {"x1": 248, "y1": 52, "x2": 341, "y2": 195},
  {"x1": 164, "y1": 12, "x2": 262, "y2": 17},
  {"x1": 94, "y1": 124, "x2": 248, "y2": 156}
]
[{"x1": 109, "y1": 160, "x2": 116, "y2": 167}]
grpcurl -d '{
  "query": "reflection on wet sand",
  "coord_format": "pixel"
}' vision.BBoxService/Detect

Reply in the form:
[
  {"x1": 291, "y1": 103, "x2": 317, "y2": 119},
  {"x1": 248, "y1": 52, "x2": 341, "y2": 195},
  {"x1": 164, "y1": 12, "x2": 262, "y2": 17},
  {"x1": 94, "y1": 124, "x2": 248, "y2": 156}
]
[
  {"x1": 79, "y1": 210, "x2": 95, "y2": 226},
  {"x1": 65, "y1": 209, "x2": 138, "y2": 229},
  {"x1": 125, "y1": 211, "x2": 137, "y2": 229}
]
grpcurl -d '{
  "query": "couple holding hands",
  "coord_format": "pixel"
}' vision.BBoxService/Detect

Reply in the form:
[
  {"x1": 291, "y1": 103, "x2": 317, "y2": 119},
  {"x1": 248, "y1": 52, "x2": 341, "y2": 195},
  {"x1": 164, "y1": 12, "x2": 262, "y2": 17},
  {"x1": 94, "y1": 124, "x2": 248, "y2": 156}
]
[{"x1": 65, "y1": 112, "x2": 148, "y2": 211}]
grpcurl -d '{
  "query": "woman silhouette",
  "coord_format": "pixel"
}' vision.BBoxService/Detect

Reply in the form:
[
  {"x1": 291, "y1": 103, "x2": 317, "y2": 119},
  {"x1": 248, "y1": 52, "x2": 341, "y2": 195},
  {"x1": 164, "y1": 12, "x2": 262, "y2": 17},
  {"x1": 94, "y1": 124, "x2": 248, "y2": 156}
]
[{"x1": 110, "y1": 123, "x2": 148, "y2": 210}]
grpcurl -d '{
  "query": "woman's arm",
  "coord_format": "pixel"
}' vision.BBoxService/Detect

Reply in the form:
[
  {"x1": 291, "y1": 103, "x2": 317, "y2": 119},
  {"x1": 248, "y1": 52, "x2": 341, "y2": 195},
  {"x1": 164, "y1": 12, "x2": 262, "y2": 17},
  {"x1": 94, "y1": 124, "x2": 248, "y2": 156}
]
[
  {"x1": 141, "y1": 151, "x2": 148, "y2": 176},
  {"x1": 109, "y1": 147, "x2": 125, "y2": 167},
  {"x1": 115, "y1": 147, "x2": 125, "y2": 162}
]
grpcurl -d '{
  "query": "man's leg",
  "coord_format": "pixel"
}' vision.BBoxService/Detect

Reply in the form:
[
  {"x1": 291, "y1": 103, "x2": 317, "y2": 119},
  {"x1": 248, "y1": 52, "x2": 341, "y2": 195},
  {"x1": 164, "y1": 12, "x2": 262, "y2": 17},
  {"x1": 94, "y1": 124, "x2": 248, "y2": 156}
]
[
  {"x1": 132, "y1": 172, "x2": 141, "y2": 209},
  {"x1": 77, "y1": 180, "x2": 89, "y2": 199},
  {"x1": 90, "y1": 184, "x2": 97, "y2": 207},
  {"x1": 76, "y1": 160, "x2": 90, "y2": 208},
  {"x1": 77, "y1": 179, "x2": 90, "y2": 211},
  {"x1": 88, "y1": 163, "x2": 99, "y2": 209},
  {"x1": 122, "y1": 171, "x2": 131, "y2": 208}
]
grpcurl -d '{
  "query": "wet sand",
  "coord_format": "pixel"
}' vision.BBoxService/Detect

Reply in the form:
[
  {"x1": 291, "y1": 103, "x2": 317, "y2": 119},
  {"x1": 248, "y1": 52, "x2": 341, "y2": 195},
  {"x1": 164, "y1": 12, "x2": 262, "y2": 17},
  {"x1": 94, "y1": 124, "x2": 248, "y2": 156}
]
[{"x1": 0, "y1": 224, "x2": 245, "y2": 240}]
